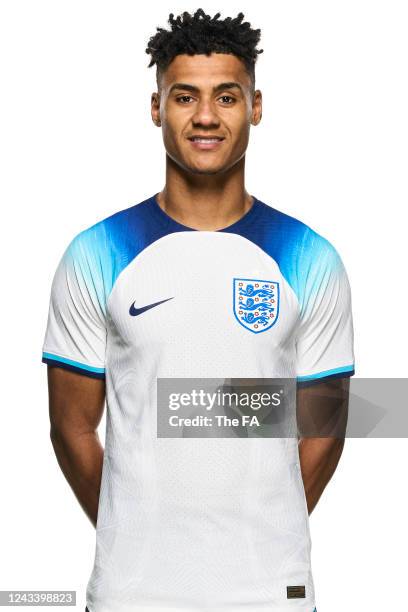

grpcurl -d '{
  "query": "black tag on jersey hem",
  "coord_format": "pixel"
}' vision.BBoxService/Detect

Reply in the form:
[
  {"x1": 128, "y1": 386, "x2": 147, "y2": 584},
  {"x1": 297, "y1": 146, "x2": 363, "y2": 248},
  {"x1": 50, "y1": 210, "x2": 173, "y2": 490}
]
[{"x1": 287, "y1": 585, "x2": 306, "y2": 598}]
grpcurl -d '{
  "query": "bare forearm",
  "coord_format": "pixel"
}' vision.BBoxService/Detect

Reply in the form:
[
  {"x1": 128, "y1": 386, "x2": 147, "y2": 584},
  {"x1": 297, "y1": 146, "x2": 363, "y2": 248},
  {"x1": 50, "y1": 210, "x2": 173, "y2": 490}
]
[
  {"x1": 298, "y1": 437, "x2": 344, "y2": 514},
  {"x1": 50, "y1": 429, "x2": 104, "y2": 527}
]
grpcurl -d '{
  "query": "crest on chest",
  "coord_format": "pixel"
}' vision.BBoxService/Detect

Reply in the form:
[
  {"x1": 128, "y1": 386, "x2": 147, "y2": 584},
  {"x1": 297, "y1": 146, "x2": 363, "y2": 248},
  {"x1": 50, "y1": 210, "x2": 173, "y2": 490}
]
[{"x1": 233, "y1": 278, "x2": 280, "y2": 333}]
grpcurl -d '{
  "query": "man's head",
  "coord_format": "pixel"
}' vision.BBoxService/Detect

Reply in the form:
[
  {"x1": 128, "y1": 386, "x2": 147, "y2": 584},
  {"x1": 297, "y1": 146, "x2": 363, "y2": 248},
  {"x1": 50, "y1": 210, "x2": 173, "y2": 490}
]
[{"x1": 146, "y1": 9, "x2": 263, "y2": 175}]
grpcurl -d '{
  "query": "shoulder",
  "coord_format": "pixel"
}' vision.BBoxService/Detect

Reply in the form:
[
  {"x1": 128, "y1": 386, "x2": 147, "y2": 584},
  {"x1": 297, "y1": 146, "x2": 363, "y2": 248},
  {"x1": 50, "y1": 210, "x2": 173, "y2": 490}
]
[
  {"x1": 256, "y1": 198, "x2": 343, "y2": 270},
  {"x1": 65, "y1": 196, "x2": 154, "y2": 260},
  {"x1": 252, "y1": 199, "x2": 346, "y2": 305},
  {"x1": 61, "y1": 196, "x2": 157, "y2": 299}
]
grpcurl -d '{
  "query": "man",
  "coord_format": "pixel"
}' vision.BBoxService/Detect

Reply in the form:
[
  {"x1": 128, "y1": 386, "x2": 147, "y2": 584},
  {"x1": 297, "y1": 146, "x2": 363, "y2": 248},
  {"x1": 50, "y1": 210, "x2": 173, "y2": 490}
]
[{"x1": 42, "y1": 9, "x2": 355, "y2": 612}]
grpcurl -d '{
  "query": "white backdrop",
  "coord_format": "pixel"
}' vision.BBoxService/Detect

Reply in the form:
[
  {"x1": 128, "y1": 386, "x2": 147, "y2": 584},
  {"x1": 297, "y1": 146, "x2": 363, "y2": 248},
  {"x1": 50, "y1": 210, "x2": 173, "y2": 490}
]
[{"x1": 0, "y1": 1, "x2": 407, "y2": 611}]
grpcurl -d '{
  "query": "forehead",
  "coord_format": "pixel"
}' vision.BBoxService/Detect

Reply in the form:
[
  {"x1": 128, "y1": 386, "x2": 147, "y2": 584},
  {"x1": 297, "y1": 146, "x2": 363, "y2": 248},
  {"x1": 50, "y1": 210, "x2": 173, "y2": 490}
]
[{"x1": 161, "y1": 53, "x2": 251, "y2": 90}]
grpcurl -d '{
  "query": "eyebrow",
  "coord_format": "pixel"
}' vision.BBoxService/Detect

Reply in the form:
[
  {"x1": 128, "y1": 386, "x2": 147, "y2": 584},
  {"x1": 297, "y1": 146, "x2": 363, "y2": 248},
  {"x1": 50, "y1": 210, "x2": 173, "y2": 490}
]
[{"x1": 169, "y1": 82, "x2": 244, "y2": 95}]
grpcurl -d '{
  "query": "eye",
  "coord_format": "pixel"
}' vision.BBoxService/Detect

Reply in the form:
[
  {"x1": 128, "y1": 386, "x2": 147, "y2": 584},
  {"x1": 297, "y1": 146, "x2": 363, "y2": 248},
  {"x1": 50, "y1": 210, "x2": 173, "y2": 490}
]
[
  {"x1": 176, "y1": 95, "x2": 194, "y2": 104},
  {"x1": 218, "y1": 95, "x2": 236, "y2": 104}
]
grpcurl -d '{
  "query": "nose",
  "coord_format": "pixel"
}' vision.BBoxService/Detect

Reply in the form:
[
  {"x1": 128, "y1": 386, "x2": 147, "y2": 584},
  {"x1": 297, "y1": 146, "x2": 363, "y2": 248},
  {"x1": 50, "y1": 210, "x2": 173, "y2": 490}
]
[{"x1": 191, "y1": 98, "x2": 220, "y2": 129}]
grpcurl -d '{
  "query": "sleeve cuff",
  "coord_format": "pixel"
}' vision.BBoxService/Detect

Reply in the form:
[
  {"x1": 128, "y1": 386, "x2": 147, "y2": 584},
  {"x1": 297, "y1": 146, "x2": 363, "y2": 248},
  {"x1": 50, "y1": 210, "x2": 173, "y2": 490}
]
[
  {"x1": 42, "y1": 352, "x2": 106, "y2": 380},
  {"x1": 296, "y1": 364, "x2": 355, "y2": 387}
]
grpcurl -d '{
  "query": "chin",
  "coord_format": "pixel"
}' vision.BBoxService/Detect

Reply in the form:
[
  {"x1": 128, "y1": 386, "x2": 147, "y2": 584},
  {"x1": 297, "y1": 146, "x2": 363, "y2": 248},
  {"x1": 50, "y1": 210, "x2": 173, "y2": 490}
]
[
  {"x1": 184, "y1": 160, "x2": 231, "y2": 176},
  {"x1": 189, "y1": 167, "x2": 224, "y2": 176}
]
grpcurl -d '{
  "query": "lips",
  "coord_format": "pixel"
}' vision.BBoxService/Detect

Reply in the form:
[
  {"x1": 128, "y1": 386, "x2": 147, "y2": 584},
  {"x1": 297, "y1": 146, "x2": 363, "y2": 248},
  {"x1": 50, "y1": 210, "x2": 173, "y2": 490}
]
[
  {"x1": 188, "y1": 136, "x2": 225, "y2": 142},
  {"x1": 187, "y1": 135, "x2": 225, "y2": 150}
]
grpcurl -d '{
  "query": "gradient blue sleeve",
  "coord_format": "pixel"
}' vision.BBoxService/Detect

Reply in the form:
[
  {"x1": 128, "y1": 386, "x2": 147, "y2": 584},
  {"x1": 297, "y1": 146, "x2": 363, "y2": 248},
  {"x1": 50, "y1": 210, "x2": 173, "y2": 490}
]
[
  {"x1": 295, "y1": 235, "x2": 355, "y2": 385},
  {"x1": 41, "y1": 227, "x2": 108, "y2": 379}
]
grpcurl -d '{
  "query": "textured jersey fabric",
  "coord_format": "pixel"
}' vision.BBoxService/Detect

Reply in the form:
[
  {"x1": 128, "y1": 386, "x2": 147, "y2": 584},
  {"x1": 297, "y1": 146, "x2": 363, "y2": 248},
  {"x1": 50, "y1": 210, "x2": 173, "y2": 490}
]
[{"x1": 42, "y1": 194, "x2": 355, "y2": 612}]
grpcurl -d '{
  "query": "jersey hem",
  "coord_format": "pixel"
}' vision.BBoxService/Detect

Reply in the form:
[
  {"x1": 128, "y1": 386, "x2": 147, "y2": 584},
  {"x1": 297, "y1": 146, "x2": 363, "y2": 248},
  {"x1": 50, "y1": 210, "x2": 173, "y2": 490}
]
[{"x1": 86, "y1": 603, "x2": 317, "y2": 612}]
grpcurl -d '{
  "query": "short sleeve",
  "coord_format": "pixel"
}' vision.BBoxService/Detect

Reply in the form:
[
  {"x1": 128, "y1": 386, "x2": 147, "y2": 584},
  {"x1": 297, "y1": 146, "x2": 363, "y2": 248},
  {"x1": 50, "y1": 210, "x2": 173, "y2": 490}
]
[
  {"x1": 41, "y1": 231, "x2": 107, "y2": 379},
  {"x1": 295, "y1": 237, "x2": 355, "y2": 385}
]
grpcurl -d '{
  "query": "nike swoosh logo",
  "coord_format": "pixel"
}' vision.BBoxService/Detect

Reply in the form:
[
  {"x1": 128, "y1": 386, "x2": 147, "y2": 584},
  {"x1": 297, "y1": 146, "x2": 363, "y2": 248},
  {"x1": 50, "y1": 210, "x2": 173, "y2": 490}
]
[{"x1": 129, "y1": 297, "x2": 174, "y2": 317}]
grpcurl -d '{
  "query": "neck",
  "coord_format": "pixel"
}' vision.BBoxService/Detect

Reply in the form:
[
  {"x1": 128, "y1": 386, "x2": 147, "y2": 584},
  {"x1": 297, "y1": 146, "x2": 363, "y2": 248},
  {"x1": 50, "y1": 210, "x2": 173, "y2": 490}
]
[{"x1": 156, "y1": 155, "x2": 253, "y2": 231}]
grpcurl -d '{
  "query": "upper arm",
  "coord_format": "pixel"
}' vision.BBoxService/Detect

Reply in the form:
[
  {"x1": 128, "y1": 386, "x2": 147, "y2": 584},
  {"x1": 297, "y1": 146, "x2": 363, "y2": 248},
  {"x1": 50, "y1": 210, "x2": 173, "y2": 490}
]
[
  {"x1": 294, "y1": 234, "x2": 355, "y2": 436},
  {"x1": 42, "y1": 229, "x2": 108, "y2": 436},
  {"x1": 296, "y1": 377, "x2": 350, "y2": 438},
  {"x1": 47, "y1": 366, "x2": 105, "y2": 437}
]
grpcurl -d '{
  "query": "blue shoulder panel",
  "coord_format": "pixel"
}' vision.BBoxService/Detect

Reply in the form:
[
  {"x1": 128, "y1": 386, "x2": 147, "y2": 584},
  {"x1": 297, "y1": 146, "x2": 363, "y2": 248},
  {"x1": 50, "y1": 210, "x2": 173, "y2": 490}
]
[
  {"x1": 224, "y1": 200, "x2": 343, "y2": 314},
  {"x1": 67, "y1": 195, "x2": 190, "y2": 315}
]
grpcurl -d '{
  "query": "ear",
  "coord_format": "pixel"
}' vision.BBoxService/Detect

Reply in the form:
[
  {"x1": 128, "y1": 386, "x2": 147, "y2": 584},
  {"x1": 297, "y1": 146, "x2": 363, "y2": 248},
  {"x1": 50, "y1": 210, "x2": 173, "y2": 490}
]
[
  {"x1": 151, "y1": 92, "x2": 161, "y2": 127},
  {"x1": 251, "y1": 89, "x2": 262, "y2": 126}
]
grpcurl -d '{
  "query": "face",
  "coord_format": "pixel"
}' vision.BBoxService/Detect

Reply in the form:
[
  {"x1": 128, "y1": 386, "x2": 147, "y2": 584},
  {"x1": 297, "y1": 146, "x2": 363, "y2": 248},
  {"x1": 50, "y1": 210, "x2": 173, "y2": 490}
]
[{"x1": 151, "y1": 53, "x2": 262, "y2": 175}]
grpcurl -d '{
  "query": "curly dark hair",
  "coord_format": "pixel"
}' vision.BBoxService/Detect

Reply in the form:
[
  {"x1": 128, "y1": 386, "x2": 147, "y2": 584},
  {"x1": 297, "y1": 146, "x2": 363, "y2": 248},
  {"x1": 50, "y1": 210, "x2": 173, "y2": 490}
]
[{"x1": 145, "y1": 8, "x2": 263, "y2": 90}]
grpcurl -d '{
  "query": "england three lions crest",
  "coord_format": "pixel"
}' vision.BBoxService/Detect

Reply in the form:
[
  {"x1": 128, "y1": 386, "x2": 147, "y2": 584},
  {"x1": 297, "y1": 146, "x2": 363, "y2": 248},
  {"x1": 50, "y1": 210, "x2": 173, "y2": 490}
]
[{"x1": 233, "y1": 278, "x2": 280, "y2": 333}]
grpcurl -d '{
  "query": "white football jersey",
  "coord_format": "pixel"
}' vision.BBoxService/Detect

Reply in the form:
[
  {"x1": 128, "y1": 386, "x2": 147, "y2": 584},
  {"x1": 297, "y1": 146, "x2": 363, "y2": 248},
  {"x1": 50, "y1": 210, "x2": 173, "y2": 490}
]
[{"x1": 42, "y1": 194, "x2": 355, "y2": 612}]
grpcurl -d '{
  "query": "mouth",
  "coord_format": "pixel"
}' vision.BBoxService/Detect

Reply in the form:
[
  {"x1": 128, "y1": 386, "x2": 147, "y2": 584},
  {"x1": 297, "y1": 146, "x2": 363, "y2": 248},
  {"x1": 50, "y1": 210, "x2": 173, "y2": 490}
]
[{"x1": 187, "y1": 135, "x2": 225, "y2": 150}]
